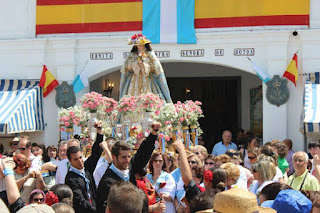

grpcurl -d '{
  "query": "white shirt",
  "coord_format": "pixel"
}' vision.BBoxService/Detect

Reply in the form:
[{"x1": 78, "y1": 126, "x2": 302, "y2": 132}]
[
  {"x1": 273, "y1": 167, "x2": 283, "y2": 181},
  {"x1": 243, "y1": 150, "x2": 252, "y2": 169},
  {"x1": 235, "y1": 165, "x2": 248, "y2": 190},
  {"x1": 29, "y1": 154, "x2": 42, "y2": 171},
  {"x1": 55, "y1": 158, "x2": 69, "y2": 184},
  {"x1": 55, "y1": 156, "x2": 87, "y2": 184},
  {"x1": 250, "y1": 180, "x2": 273, "y2": 197},
  {"x1": 93, "y1": 158, "x2": 109, "y2": 188},
  {"x1": 96, "y1": 157, "x2": 106, "y2": 169}
]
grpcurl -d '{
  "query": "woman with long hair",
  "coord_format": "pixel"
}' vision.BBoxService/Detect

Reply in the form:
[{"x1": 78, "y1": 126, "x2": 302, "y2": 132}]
[
  {"x1": 146, "y1": 152, "x2": 176, "y2": 213},
  {"x1": 250, "y1": 160, "x2": 276, "y2": 201},
  {"x1": 242, "y1": 136, "x2": 259, "y2": 169}
]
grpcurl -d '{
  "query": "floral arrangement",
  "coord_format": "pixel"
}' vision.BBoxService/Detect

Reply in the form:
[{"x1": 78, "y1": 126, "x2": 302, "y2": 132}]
[
  {"x1": 174, "y1": 101, "x2": 189, "y2": 126},
  {"x1": 174, "y1": 100, "x2": 204, "y2": 127},
  {"x1": 197, "y1": 127, "x2": 203, "y2": 136},
  {"x1": 58, "y1": 106, "x2": 88, "y2": 128},
  {"x1": 137, "y1": 93, "x2": 163, "y2": 112},
  {"x1": 130, "y1": 125, "x2": 144, "y2": 139},
  {"x1": 118, "y1": 95, "x2": 137, "y2": 115},
  {"x1": 102, "y1": 124, "x2": 113, "y2": 137},
  {"x1": 158, "y1": 132, "x2": 171, "y2": 142},
  {"x1": 125, "y1": 137, "x2": 137, "y2": 149},
  {"x1": 102, "y1": 97, "x2": 118, "y2": 115},
  {"x1": 185, "y1": 100, "x2": 204, "y2": 126},
  {"x1": 97, "y1": 97, "x2": 118, "y2": 123},
  {"x1": 152, "y1": 103, "x2": 178, "y2": 141},
  {"x1": 80, "y1": 91, "x2": 105, "y2": 113},
  {"x1": 45, "y1": 191, "x2": 59, "y2": 206},
  {"x1": 203, "y1": 170, "x2": 213, "y2": 182}
]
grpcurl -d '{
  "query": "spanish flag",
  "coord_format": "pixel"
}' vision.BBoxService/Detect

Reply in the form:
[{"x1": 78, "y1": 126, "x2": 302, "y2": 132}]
[
  {"x1": 283, "y1": 53, "x2": 298, "y2": 86},
  {"x1": 39, "y1": 65, "x2": 59, "y2": 97}
]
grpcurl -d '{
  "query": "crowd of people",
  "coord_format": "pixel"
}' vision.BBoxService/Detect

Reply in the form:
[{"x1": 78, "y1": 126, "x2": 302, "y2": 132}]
[{"x1": 0, "y1": 125, "x2": 320, "y2": 213}]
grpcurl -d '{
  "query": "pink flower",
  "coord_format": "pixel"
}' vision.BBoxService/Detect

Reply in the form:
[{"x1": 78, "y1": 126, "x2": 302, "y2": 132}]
[
  {"x1": 65, "y1": 122, "x2": 70, "y2": 127},
  {"x1": 69, "y1": 111, "x2": 75, "y2": 118},
  {"x1": 155, "y1": 110, "x2": 160, "y2": 115}
]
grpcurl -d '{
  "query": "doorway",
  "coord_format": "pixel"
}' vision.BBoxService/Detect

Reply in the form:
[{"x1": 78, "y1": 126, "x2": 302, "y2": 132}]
[{"x1": 167, "y1": 77, "x2": 241, "y2": 152}]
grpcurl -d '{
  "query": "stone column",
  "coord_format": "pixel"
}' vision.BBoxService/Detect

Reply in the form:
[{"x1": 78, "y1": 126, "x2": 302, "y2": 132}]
[{"x1": 263, "y1": 33, "x2": 290, "y2": 144}]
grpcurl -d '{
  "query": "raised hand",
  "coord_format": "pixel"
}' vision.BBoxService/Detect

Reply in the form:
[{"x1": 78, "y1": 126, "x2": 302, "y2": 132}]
[{"x1": 172, "y1": 139, "x2": 184, "y2": 153}]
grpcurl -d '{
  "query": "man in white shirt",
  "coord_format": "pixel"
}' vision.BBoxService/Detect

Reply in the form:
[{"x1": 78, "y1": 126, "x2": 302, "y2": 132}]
[
  {"x1": 18, "y1": 135, "x2": 42, "y2": 171},
  {"x1": 93, "y1": 137, "x2": 114, "y2": 188}
]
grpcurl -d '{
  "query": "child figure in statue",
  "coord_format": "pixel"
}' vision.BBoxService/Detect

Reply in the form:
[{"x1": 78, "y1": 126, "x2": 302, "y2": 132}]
[{"x1": 119, "y1": 34, "x2": 172, "y2": 103}]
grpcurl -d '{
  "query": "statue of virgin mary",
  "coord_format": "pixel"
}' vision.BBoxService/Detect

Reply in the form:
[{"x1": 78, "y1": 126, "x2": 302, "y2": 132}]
[{"x1": 119, "y1": 34, "x2": 172, "y2": 103}]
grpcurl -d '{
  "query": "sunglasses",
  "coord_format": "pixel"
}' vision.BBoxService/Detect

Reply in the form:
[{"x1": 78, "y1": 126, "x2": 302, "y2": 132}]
[
  {"x1": 12, "y1": 143, "x2": 18, "y2": 146},
  {"x1": 33, "y1": 198, "x2": 43, "y2": 202},
  {"x1": 18, "y1": 147, "x2": 27, "y2": 151},
  {"x1": 293, "y1": 158, "x2": 306, "y2": 163},
  {"x1": 205, "y1": 162, "x2": 214, "y2": 166},
  {"x1": 194, "y1": 152, "x2": 200, "y2": 155},
  {"x1": 248, "y1": 156, "x2": 256, "y2": 160},
  {"x1": 188, "y1": 161, "x2": 197, "y2": 164}
]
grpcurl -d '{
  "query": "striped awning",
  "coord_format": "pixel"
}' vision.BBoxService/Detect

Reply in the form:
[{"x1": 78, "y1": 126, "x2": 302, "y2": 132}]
[
  {"x1": 0, "y1": 80, "x2": 45, "y2": 134},
  {"x1": 306, "y1": 72, "x2": 320, "y2": 84},
  {"x1": 304, "y1": 83, "x2": 320, "y2": 132}
]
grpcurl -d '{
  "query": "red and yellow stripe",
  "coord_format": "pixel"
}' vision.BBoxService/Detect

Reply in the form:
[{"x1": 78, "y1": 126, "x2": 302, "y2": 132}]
[
  {"x1": 39, "y1": 65, "x2": 59, "y2": 97},
  {"x1": 36, "y1": 0, "x2": 310, "y2": 35},
  {"x1": 283, "y1": 54, "x2": 299, "y2": 86},
  {"x1": 195, "y1": 0, "x2": 309, "y2": 28}
]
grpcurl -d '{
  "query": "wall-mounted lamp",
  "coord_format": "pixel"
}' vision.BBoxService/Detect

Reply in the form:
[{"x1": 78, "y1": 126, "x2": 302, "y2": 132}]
[
  {"x1": 104, "y1": 79, "x2": 114, "y2": 97},
  {"x1": 185, "y1": 88, "x2": 191, "y2": 95}
]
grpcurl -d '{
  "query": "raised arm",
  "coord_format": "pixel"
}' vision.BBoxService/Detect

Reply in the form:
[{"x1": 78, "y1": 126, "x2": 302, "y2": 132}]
[
  {"x1": 100, "y1": 141, "x2": 112, "y2": 163},
  {"x1": 172, "y1": 140, "x2": 192, "y2": 186},
  {"x1": 1, "y1": 158, "x2": 20, "y2": 205},
  {"x1": 41, "y1": 162, "x2": 57, "y2": 171},
  {"x1": 172, "y1": 139, "x2": 200, "y2": 203},
  {"x1": 129, "y1": 122, "x2": 160, "y2": 184},
  {"x1": 84, "y1": 127, "x2": 104, "y2": 175}
]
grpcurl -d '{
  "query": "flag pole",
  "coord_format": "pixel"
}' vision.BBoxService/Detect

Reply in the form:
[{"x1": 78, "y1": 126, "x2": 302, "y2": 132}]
[{"x1": 79, "y1": 60, "x2": 89, "y2": 74}]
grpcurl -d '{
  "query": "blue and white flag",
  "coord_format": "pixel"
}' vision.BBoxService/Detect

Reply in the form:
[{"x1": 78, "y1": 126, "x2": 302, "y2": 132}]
[
  {"x1": 248, "y1": 58, "x2": 270, "y2": 83},
  {"x1": 72, "y1": 71, "x2": 88, "y2": 93},
  {"x1": 142, "y1": 0, "x2": 196, "y2": 44}
]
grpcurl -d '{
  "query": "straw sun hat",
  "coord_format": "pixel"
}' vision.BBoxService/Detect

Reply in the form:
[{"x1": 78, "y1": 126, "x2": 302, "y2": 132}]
[
  {"x1": 213, "y1": 188, "x2": 276, "y2": 213},
  {"x1": 128, "y1": 34, "x2": 151, "y2": 45}
]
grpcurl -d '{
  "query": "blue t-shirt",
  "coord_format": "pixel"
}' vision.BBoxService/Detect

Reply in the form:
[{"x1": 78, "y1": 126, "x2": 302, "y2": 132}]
[{"x1": 211, "y1": 141, "x2": 238, "y2": 156}]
